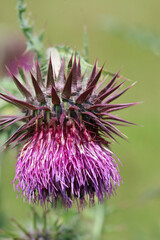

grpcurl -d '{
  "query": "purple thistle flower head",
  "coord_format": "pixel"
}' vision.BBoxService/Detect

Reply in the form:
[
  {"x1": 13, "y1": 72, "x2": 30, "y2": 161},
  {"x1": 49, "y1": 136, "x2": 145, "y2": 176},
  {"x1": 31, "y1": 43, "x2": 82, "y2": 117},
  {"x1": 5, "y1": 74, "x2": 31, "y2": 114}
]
[
  {"x1": 0, "y1": 55, "x2": 136, "y2": 209},
  {"x1": 0, "y1": 34, "x2": 34, "y2": 76}
]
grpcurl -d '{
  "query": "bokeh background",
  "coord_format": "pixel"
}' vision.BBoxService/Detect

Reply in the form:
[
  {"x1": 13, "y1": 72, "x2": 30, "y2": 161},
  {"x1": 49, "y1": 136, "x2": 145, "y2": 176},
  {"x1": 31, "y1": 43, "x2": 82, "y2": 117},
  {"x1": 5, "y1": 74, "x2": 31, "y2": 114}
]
[{"x1": 0, "y1": 0, "x2": 159, "y2": 239}]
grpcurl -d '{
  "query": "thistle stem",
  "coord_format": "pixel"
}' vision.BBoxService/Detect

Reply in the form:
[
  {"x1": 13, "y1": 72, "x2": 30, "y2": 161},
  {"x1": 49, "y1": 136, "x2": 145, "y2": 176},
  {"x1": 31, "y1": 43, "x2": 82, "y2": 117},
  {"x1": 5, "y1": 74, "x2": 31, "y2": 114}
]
[
  {"x1": 32, "y1": 207, "x2": 37, "y2": 232},
  {"x1": 92, "y1": 203, "x2": 105, "y2": 240},
  {"x1": 43, "y1": 209, "x2": 47, "y2": 237},
  {"x1": 17, "y1": 0, "x2": 45, "y2": 62}
]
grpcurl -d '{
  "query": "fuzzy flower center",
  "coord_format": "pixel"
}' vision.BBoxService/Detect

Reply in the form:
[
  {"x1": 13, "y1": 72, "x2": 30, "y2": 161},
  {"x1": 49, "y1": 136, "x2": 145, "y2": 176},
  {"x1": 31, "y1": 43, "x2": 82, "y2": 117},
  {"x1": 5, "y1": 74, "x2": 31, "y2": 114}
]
[{"x1": 13, "y1": 124, "x2": 122, "y2": 209}]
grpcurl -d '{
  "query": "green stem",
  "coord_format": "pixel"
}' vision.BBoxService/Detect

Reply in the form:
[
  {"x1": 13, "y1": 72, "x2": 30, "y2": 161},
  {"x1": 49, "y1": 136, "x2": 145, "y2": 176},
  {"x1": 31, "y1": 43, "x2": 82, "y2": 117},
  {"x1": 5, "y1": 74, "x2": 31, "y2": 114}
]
[
  {"x1": 17, "y1": 0, "x2": 45, "y2": 62},
  {"x1": 92, "y1": 204, "x2": 105, "y2": 240},
  {"x1": 32, "y1": 207, "x2": 37, "y2": 232},
  {"x1": 43, "y1": 209, "x2": 47, "y2": 237}
]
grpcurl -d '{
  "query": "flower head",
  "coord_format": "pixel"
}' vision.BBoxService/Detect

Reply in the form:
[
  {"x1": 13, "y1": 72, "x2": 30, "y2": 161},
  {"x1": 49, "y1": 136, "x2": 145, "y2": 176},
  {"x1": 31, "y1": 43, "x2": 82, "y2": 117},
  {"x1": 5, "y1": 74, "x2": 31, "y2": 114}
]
[
  {"x1": 0, "y1": 34, "x2": 34, "y2": 76},
  {"x1": 0, "y1": 55, "x2": 135, "y2": 209}
]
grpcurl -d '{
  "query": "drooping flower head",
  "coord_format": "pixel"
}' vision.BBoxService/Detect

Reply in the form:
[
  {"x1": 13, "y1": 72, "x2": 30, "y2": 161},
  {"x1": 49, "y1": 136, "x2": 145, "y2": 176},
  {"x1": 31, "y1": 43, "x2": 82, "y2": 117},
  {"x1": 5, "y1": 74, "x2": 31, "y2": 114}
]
[{"x1": 0, "y1": 55, "x2": 136, "y2": 209}]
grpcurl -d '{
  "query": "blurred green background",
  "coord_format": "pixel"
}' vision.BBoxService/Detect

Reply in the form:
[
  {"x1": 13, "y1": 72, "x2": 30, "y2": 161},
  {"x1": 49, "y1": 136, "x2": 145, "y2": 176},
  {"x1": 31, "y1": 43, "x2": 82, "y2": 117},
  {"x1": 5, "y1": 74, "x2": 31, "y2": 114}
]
[{"x1": 0, "y1": 0, "x2": 159, "y2": 239}]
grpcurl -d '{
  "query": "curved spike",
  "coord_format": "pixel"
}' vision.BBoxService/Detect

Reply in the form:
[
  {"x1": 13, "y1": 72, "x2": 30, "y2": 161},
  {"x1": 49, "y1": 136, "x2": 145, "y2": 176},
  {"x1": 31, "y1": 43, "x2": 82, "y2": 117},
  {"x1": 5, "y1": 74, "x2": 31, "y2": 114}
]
[
  {"x1": 88, "y1": 65, "x2": 103, "y2": 89},
  {"x1": 0, "y1": 117, "x2": 19, "y2": 127},
  {"x1": 102, "y1": 113, "x2": 136, "y2": 125},
  {"x1": 86, "y1": 60, "x2": 97, "y2": 87},
  {"x1": 71, "y1": 54, "x2": 77, "y2": 93},
  {"x1": 6, "y1": 67, "x2": 32, "y2": 101},
  {"x1": 56, "y1": 58, "x2": 65, "y2": 91},
  {"x1": 51, "y1": 86, "x2": 61, "y2": 105},
  {"x1": 67, "y1": 54, "x2": 73, "y2": 77},
  {"x1": 97, "y1": 103, "x2": 129, "y2": 112},
  {"x1": 35, "y1": 106, "x2": 50, "y2": 111},
  {"x1": 106, "y1": 82, "x2": 136, "y2": 104},
  {"x1": 46, "y1": 58, "x2": 55, "y2": 95},
  {"x1": 77, "y1": 56, "x2": 82, "y2": 91},
  {"x1": 68, "y1": 105, "x2": 80, "y2": 111},
  {"x1": 82, "y1": 111, "x2": 117, "y2": 142},
  {"x1": 23, "y1": 71, "x2": 32, "y2": 92},
  {"x1": 31, "y1": 73, "x2": 46, "y2": 103},
  {"x1": 0, "y1": 87, "x2": 17, "y2": 98},
  {"x1": 102, "y1": 120, "x2": 127, "y2": 138},
  {"x1": 0, "y1": 125, "x2": 24, "y2": 150},
  {"x1": 62, "y1": 68, "x2": 73, "y2": 100},
  {"x1": 83, "y1": 66, "x2": 103, "y2": 100},
  {"x1": 36, "y1": 60, "x2": 44, "y2": 87},
  {"x1": 94, "y1": 80, "x2": 126, "y2": 104},
  {"x1": 103, "y1": 123, "x2": 127, "y2": 140},
  {"x1": 76, "y1": 86, "x2": 94, "y2": 104},
  {"x1": 106, "y1": 103, "x2": 138, "y2": 113},
  {"x1": 0, "y1": 116, "x2": 29, "y2": 130},
  {"x1": 0, "y1": 115, "x2": 22, "y2": 119},
  {"x1": 95, "y1": 75, "x2": 109, "y2": 92},
  {"x1": 98, "y1": 70, "x2": 121, "y2": 97},
  {"x1": 12, "y1": 74, "x2": 32, "y2": 101},
  {"x1": 0, "y1": 93, "x2": 36, "y2": 110},
  {"x1": 88, "y1": 103, "x2": 109, "y2": 110}
]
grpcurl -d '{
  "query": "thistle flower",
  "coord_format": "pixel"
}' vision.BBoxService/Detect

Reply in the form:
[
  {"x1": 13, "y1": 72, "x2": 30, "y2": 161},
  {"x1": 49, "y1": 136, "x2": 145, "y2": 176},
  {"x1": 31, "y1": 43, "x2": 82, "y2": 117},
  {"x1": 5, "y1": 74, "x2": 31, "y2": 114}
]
[
  {"x1": 0, "y1": 55, "x2": 136, "y2": 209},
  {"x1": 0, "y1": 34, "x2": 34, "y2": 76}
]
